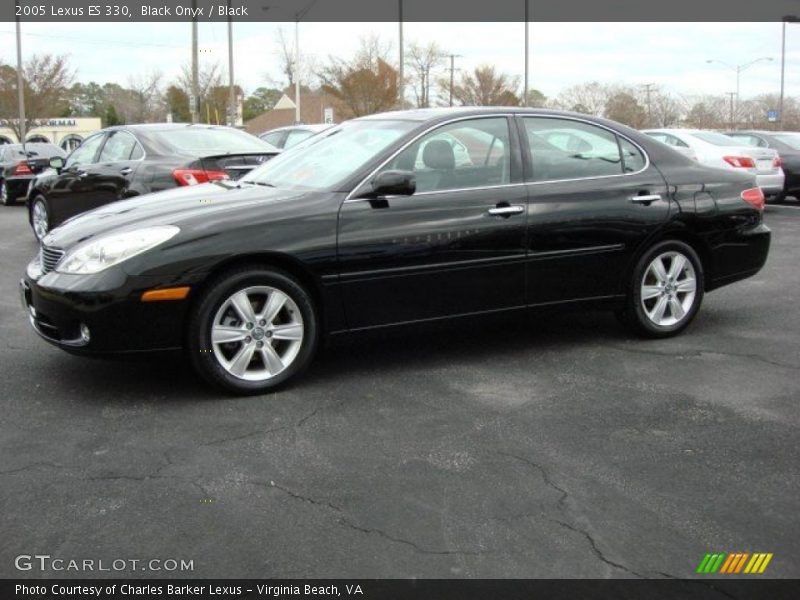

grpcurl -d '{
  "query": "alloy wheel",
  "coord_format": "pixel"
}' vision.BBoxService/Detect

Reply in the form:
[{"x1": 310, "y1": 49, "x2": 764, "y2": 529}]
[
  {"x1": 640, "y1": 251, "x2": 697, "y2": 327},
  {"x1": 210, "y1": 285, "x2": 304, "y2": 381},
  {"x1": 32, "y1": 199, "x2": 49, "y2": 241}
]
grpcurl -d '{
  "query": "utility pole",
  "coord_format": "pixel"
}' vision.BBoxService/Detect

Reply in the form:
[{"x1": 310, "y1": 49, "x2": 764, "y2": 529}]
[
  {"x1": 398, "y1": 0, "x2": 404, "y2": 109},
  {"x1": 780, "y1": 16, "x2": 799, "y2": 128},
  {"x1": 642, "y1": 83, "x2": 656, "y2": 126},
  {"x1": 294, "y1": 19, "x2": 300, "y2": 123},
  {"x1": 227, "y1": 0, "x2": 235, "y2": 126},
  {"x1": 448, "y1": 54, "x2": 461, "y2": 107},
  {"x1": 523, "y1": 0, "x2": 529, "y2": 106},
  {"x1": 15, "y1": 12, "x2": 26, "y2": 145},
  {"x1": 726, "y1": 92, "x2": 736, "y2": 130},
  {"x1": 191, "y1": 0, "x2": 199, "y2": 124}
]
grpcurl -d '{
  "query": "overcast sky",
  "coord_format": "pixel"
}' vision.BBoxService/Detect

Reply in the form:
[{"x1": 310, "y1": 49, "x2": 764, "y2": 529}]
[{"x1": 0, "y1": 22, "x2": 798, "y2": 104}]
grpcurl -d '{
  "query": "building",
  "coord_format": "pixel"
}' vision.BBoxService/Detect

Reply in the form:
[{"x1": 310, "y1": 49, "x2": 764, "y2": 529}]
[
  {"x1": 0, "y1": 117, "x2": 102, "y2": 151},
  {"x1": 244, "y1": 92, "x2": 342, "y2": 136}
]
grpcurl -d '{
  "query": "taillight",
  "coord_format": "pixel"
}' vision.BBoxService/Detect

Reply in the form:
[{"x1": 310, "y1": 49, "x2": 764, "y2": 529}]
[
  {"x1": 12, "y1": 162, "x2": 32, "y2": 176},
  {"x1": 773, "y1": 155, "x2": 782, "y2": 168},
  {"x1": 741, "y1": 187, "x2": 765, "y2": 211},
  {"x1": 172, "y1": 168, "x2": 229, "y2": 186},
  {"x1": 723, "y1": 156, "x2": 756, "y2": 169}
]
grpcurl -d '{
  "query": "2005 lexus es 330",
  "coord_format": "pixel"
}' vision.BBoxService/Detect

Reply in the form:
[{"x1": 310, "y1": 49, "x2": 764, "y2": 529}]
[{"x1": 21, "y1": 108, "x2": 770, "y2": 394}]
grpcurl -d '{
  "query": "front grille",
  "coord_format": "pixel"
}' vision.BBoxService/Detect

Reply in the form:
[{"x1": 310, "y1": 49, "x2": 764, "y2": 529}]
[{"x1": 40, "y1": 245, "x2": 65, "y2": 274}]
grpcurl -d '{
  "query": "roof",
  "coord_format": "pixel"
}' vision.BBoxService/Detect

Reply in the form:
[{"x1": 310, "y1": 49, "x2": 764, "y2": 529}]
[{"x1": 244, "y1": 92, "x2": 344, "y2": 135}]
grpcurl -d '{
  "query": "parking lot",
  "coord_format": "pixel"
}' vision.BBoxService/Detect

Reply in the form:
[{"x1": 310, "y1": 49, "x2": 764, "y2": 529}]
[{"x1": 0, "y1": 201, "x2": 798, "y2": 579}]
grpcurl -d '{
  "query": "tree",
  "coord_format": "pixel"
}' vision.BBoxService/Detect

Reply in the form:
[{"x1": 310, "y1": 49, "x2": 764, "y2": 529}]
[
  {"x1": 523, "y1": 88, "x2": 547, "y2": 108},
  {"x1": 554, "y1": 82, "x2": 610, "y2": 116},
  {"x1": 126, "y1": 70, "x2": 164, "y2": 122},
  {"x1": 242, "y1": 87, "x2": 282, "y2": 121},
  {"x1": 649, "y1": 91, "x2": 685, "y2": 128},
  {"x1": 444, "y1": 65, "x2": 520, "y2": 106},
  {"x1": 165, "y1": 85, "x2": 191, "y2": 122},
  {"x1": 104, "y1": 104, "x2": 123, "y2": 126},
  {"x1": 176, "y1": 62, "x2": 223, "y2": 123},
  {"x1": 406, "y1": 41, "x2": 445, "y2": 108},
  {"x1": 0, "y1": 54, "x2": 74, "y2": 141},
  {"x1": 604, "y1": 91, "x2": 647, "y2": 128},
  {"x1": 318, "y1": 36, "x2": 398, "y2": 118},
  {"x1": 684, "y1": 95, "x2": 730, "y2": 129}
]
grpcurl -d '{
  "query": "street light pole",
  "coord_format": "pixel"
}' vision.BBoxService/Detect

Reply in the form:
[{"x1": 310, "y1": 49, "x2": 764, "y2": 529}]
[
  {"x1": 191, "y1": 0, "x2": 199, "y2": 124},
  {"x1": 294, "y1": 19, "x2": 300, "y2": 123},
  {"x1": 706, "y1": 57, "x2": 773, "y2": 129},
  {"x1": 15, "y1": 13, "x2": 26, "y2": 145},
  {"x1": 398, "y1": 0, "x2": 404, "y2": 109},
  {"x1": 780, "y1": 16, "x2": 799, "y2": 128},
  {"x1": 227, "y1": 0, "x2": 235, "y2": 127},
  {"x1": 523, "y1": 0, "x2": 529, "y2": 106}
]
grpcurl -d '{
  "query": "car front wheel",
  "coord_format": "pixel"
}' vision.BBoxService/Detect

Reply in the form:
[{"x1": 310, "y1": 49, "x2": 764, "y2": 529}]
[
  {"x1": 187, "y1": 266, "x2": 318, "y2": 394},
  {"x1": 30, "y1": 196, "x2": 50, "y2": 241},
  {"x1": 619, "y1": 240, "x2": 704, "y2": 338}
]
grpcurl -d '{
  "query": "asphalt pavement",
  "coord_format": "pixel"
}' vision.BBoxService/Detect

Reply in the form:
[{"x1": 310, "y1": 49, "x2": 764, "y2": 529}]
[{"x1": 0, "y1": 202, "x2": 798, "y2": 579}]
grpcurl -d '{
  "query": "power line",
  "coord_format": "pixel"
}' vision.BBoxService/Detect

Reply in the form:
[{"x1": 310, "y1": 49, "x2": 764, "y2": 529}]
[{"x1": 0, "y1": 29, "x2": 184, "y2": 49}]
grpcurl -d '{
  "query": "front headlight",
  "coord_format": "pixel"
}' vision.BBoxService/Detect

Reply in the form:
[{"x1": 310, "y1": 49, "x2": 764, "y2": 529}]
[{"x1": 56, "y1": 226, "x2": 180, "y2": 275}]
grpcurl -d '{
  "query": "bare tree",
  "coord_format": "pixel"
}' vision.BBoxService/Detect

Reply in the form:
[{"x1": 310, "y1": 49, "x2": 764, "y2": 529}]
[
  {"x1": 318, "y1": 36, "x2": 398, "y2": 118},
  {"x1": 274, "y1": 27, "x2": 318, "y2": 91},
  {"x1": 0, "y1": 54, "x2": 74, "y2": 140},
  {"x1": 649, "y1": 91, "x2": 685, "y2": 128},
  {"x1": 127, "y1": 70, "x2": 164, "y2": 122},
  {"x1": 683, "y1": 95, "x2": 730, "y2": 129},
  {"x1": 442, "y1": 65, "x2": 520, "y2": 106},
  {"x1": 406, "y1": 41, "x2": 445, "y2": 108},
  {"x1": 176, "y1": 62, "x2": 223, "y2": 122},
  {"x1": 553, "y1": 82, "x2": 610, "y2": 116}
]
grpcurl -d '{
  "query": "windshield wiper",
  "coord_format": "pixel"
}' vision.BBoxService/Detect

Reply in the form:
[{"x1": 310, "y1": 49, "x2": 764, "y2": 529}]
[{"x1": 241, "y1": 180, "x2": 275, "y2": 188}]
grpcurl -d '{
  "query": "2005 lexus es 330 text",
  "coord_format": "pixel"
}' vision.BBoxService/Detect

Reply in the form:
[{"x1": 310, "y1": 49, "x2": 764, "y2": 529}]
[{"x1": 20, "y1": 108, "x2": 770, "y2": 394}]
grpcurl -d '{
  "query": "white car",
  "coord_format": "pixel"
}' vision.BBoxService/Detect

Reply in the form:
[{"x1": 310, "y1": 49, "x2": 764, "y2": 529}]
[{"x1": 642, "y1": 129, "x2": 784, "y2": 197}]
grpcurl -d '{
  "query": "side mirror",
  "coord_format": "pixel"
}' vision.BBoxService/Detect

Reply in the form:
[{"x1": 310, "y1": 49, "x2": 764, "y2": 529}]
[
  {"x1": 49, "y1": 156, "x2": 65, "y2": 170},
  {"x1": 366, "y1": 170, "x2": 416, "y2": 198}
]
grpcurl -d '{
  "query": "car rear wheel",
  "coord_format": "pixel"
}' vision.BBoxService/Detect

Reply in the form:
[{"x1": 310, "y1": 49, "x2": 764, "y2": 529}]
[
  {"x1": 618, "y1": 240, "x2": 704, "y2": 338},
  {"x1": 31, "y1": 196, "x2": 50, "y2": 241},
  {"x1": 0, "y1": 180, "x2": 14, "y2": 206},
  {"x1": 187, "y1": 266, "x2": 318, "y2": 394}
]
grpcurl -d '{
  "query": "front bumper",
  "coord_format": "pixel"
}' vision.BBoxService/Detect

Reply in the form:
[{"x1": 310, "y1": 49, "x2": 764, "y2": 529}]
[{"x1": 21, "y1": 259, "x2": 192, "y2": 355}]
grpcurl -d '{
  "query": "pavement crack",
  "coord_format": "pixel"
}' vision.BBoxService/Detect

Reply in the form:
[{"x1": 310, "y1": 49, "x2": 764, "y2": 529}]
[
  {"x1": 200, "y1": 426, "x2": 288, "y2": 447},
  {"x1": 602, "y1": 344, "x2": 793, "y2": 371},
  {"x1": 337, "y1": 517, "x2": 486, "y2": 556},
  {"x1": 498, "y1": 452, "x2": 568, "y2": 511},
  {"x1": 296, "y1": 397, "x2": 350, "y2": 429},
  {"x1": 250, "y1": 479, "x2": 343, "y2": 513},
  {"x1": 553, "y1": 519, "x2": 644, "y2": 578},
  {"x1": 0, "y1": 461, "x2": 65, "y2": 476}
]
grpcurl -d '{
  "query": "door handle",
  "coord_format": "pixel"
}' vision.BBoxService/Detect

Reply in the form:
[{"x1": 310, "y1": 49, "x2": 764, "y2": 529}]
[
  {"x1": 120, "y1": 167, "x2": 133, "y2": 176},
  {"x1": 488, "y1": 205, "x2": 525, "y2": 217},
  {"x1": 629, "y1": 194, "x2": 661, "y2": 204}
]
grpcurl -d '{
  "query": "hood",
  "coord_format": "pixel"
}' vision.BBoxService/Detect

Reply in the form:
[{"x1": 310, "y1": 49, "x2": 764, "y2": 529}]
[{"x1": 42, "y1": 181, "x2": 307, "y2": 250}]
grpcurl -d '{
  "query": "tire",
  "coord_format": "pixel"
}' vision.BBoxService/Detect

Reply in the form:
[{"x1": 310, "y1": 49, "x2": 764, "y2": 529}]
[
  {"x1": 0, "y1": 180, "x2": 14, "y2": 206},
  {"x1": 30, "y1": 196, "x2": 50, "y2": 241},
  {"x1": 187, "y1": 265, "x2": 318, "y2": 394},
  {"x1": 617, "y1": 240, "x2": 704, "y2": 339}
]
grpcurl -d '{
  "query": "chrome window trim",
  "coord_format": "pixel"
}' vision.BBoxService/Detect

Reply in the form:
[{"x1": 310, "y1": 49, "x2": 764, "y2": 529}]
[
  {"x1": 100, "y1": 130, "x2": 146, "y2": 163},
  {"x1": 521, "y1": 114, "x2": 651, "y2": 184},
  {"x1": 344, "y1": 113, "x2": 515, "y2": 202}
]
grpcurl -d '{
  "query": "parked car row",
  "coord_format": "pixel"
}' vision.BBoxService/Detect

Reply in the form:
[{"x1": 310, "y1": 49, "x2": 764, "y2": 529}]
[
  {"x1": 19, "y1": 108, "x2": 771, "y2": 394},
  {"x1": 19, "y1": 124, "x2": 279, "y2": 241},
  {"x1": 642, "y1": 128, "x2": 800, "y2": 201},
  {"x1": 0, "y1": 143, "x2": 66, "y2": 206}
]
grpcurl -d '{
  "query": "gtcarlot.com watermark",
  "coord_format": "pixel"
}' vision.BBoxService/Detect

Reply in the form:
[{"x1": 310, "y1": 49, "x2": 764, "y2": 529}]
[{"x1": 15, "y1": 554, "x2": 194, "y2": 573}]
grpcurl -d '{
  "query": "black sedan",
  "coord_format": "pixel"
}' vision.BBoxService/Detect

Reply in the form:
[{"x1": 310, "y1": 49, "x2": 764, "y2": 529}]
[
  {"x1": 26, "y1": 124, "x2": 279, "y2": 241},
  {"x1": 0, "y1": 143, "x2": 66, "y2": 206},
  {"x1": 725, "y1": 130, "x2": 800, "y2": 201},
  {"x1": 20, "y1": 108, "x2": 770, "y2": 394}
]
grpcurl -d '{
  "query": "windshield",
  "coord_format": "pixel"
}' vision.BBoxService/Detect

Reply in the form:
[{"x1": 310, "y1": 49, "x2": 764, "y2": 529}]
[
  {"x1": 243, "y1": 119, "x2": 417, "y2": 191},
  {"x1": 690, "y1": 132, "x2": 741, "y2": 146},
  {"x1": 150, "y1": 127, "x2": 277, "y2": 155},
  {"x1": 773, "y1": 134, "x2": 800, "y2": 150}
]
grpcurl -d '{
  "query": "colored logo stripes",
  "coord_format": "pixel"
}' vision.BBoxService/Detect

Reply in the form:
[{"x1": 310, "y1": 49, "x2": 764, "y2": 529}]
[{"x1": 696, "y1": 552, "x2": 773, "y2": 574}]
